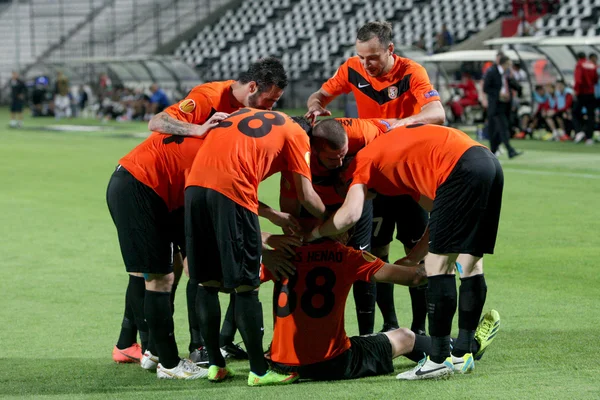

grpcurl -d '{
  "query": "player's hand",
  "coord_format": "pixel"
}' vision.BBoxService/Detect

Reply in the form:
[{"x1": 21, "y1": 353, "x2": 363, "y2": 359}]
[
  {"x1": 390, "y1": 118, "x2": 411, "y2": 129},
  {"x1": 268, "y1": 210, "x2": 301, "y2": 235},
  {"x1": 262, "y1": 249, "x2": 296, "y2": 280},
  {"x1": 265, "y1": 234, "x2": 303, "y2": 256},
  {"x1": 394, "y1": 257, "x2": 419, "y2": 267},
  {"x1": 303, "y1": 225, "x2": 322, "y2": 243},
  {"x1": 195, "y1": 112, "x2": 230, "y2": 136},
  {"x1": 304, "y1": 106, "x2": 332, "y2": 124}
]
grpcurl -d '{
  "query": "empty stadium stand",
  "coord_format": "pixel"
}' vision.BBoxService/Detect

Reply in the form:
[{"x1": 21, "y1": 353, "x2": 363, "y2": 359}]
[
  {"x1": 174, "y1": 0, "x2": 511, "y2": 81},
  {"x1": 534, "y1": 0, "x2": 600, "y2": 37}
]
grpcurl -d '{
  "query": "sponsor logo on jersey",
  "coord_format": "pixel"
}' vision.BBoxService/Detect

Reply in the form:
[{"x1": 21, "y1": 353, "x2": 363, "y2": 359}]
[{"x1": 179, "y1": 99, "x2": 196, "y2": 113}]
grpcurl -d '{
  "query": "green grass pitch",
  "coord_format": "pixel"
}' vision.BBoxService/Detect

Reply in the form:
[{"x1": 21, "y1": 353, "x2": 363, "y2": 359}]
[{"x1": 0, "y1": 110, "x2": 599, "y2": 399}]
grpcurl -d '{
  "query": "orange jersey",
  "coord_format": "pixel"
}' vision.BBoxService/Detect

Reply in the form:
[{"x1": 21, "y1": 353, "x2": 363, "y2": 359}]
[
  {"x1": 263, "y1": 241, "x2": 384, "y2": 366},
  {"x1": 321, "y1": 55, "x2": 440, "y2": 119},
  {"x1": 348, "y1": 124, "x2": 484, "y2": 201},
  {"x1": 281, "y1": 118, "x2": 388, "y2": 205},
  {"x1": 186, "y1": 108, "x2": 312, "y2": 214},
  {"x1": 118, "y1": 80, "x2": 239, "y2": 211}
]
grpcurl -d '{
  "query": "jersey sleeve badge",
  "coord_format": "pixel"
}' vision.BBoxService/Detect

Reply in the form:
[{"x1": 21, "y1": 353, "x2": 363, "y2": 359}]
[{"x1": 179, "y1": 99, "x2": 196, "y2": 114}]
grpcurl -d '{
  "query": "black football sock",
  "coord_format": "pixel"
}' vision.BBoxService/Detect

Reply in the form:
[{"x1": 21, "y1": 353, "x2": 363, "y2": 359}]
[
  {"x1": 116, "y1": 291, "x2": 137, "y2": 349},
  {"x1": 453, "y1": 274, "x2": 487, "y2": 357},
  {"x1": 353, "y1": 280, "x2": 376, "y2": 335},
  {"x1": 427, "y1": 275, "x2": 457, "y2": 363},
  {"x1": 196, "y1": 286, "x2": 225, "y2": 367},
  {"x1": 145, "y1": 290, "x2": 180, "y2": 369},
  {"x1": 404, "y1": 333, "x2": 432, "y2": 363},
  {"x1": 375, "y1": 255, "x2": 399, "y2": 329},
  {"x1": 235, "y1": 290, "x2": 267, "y2": 376},
  {"x1": 170, "y1": 283, "x2": 178, "y2": 315},
  {"x1": 409, "y1": 283, "x2": 428, "y2": 334},
  {"x1": 220, "y1": 293, "x2": 237, "y2": 346},
  {"x1": 186, "y1": 279, "x2": 204, "y2": 352},
  {"x1": 126, "y1": 275, "x2": 148, "y2": 351}
]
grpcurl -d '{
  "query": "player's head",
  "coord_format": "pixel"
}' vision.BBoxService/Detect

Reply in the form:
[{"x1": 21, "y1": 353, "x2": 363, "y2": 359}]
[
  {"x1": 355, "y1": 21, "x2": 394, "y2": 77},
  {"x1": 589, "y1": 53, "x2": 598, "y2": 63},
  {"x1": 556, "y1": 80, "x2": 566, "y2": 91},
  {"x1": 238, "y1": 57, "x2": 288, "y2": 110},
  {"x1": 150, "y1": 83, "x2": 158, "y2": 93},
  {"x1": 311, "y1": 119, "x2": 349, "y2": 170}
]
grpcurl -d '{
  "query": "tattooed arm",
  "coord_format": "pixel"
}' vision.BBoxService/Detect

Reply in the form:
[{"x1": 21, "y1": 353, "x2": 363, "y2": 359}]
[{"x1": 148, "y1": 111, "x2": 230, "y2": 137}]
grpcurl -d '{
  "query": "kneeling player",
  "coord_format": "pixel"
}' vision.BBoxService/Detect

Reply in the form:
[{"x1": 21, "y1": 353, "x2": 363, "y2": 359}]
[{"x1": 262, "y1": 230, "x2": 499, "y2": 381}]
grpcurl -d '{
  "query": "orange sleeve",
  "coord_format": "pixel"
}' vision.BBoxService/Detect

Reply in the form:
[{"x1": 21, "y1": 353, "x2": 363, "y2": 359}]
[
  {"x1": 260, "y1": 264, "x2": 274, "y2": 283},
  {"x1": 344, "y1": 247, "x2": 385, "y2": 282},
  {"x1": 409, "y1": 64, "x2": 441, "y2": 107},
  {"x1": 164, "y1": 88, "x2": 213, "y2": 124},
  {"x1": 363, "y1": 119, "x2": 390, "y2": 144},
  {"x1": 280, "y1": 171, "x2": 297, "y2": 199},
  {"x1": 321, "y1": 60, "x2": 351, "y2": 96},
  {"x1": 346, "y1": 155, "x2": 372, "y2": 188},
  {"x1": 282, "y1": 126, "x2": 312, "y2": 181}
]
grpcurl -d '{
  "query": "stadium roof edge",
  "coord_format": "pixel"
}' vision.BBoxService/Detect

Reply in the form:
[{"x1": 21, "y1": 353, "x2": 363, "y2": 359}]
[
  {"x1": 419, "y1": 50, "x2": 546, "y2": 63},
  {"x1": 483, "y1": 37, "x2": 546, "y2": 46}
]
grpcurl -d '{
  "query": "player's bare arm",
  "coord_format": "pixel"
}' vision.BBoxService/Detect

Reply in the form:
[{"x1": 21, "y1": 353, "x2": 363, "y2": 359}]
[
  {"x1": 258, "y1": 201, "x2": 300, "y2": 234},
  {"x1": 395, "y1": 228, "x2": 430, "y2": 266},
  {"x1": 391, "y1": 101, "x2": 446, "y2": 128},
  {"x1": 305, "y1": 89, "x2": 334, "y2": 121},
  {"x1": 307, "y1": 184, "x2": 366, "y2": 241},
  {"x1": 279, "y1": 193, "x2": 301, "y2": 219},
  {"x1": 148, "y1": 111, "x2": 230, "y2": 137},
  {"x1": 293, "y1": 173, "x2": 327, "y2": 219},
  {"x1": 372, "y1": 262, "x2": 427, "y2": 287}
]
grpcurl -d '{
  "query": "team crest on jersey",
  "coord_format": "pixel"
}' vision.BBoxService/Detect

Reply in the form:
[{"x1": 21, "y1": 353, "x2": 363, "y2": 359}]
[
  {"x1": 362, "y1": 251, "x2": 377, "y2": 262},
  {"x1": 388, "y1": 86, "x2": 398, "y2": 99},
  {"x1": 305, "y1": 151, "x2": 311, "y2": 167},
  {"x1": 179, "y1": 99, "x2": 196, "y2": 114}
]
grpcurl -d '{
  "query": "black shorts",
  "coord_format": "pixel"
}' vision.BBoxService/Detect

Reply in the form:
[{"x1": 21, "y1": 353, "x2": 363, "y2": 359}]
[
  {"x1": 10, "y1": 101, "x2": 24, "y2": 113},
  {"x1": 371, "y1": 195, "x2": 429, "y2": 250},
  {"x1": 106, "y1": 166, "x2": 181, "y2": 274},
  {"x1": 271, "y1": 333, "x2": 393, "y2": 381},
  {"x1": 185, "y1": 186, "x2": 261, "y2": 289},
  {"x1": 429, "y1": 146, "x2": 504, "y2": 257}
]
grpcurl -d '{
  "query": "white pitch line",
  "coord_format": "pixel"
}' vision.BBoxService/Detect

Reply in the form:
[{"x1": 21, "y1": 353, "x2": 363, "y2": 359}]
[{"x1": 502, "y1": 168, "x2": 600, "y2": 180}]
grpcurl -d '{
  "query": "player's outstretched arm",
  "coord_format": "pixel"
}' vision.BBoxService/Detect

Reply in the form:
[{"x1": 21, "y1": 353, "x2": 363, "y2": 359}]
[
  {"x1": 305, "y1": 89, "x2": 333, "y2": 122},
  {"x1": 148, "y1": 111, "x2": 229, "y2": 137},
  {"x1": 372, "y1": 263, "x2": 427, "y2": 287},
  {"x1": 258, "y1": 201, "x2": 300, "y2": 235},
  {"x1": 391, "y1": 101, "x2": 446, "y2": 128},
  {"x1": 293, "y1": 173, "x2": 327, "y2": 219},
  {"x1": 307, "y1": 184, "x2": 366, "y2": 241}
]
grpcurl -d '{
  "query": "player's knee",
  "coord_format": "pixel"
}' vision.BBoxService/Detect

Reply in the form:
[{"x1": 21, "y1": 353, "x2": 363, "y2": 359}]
[
  {"x1": 384, "y1": 328, "x2": 415, "y2": 358},
  {"x1": 457, "y1": 255, "x2": 483, "y2": 277},
  {"x1": 129, "y1": 272, "x2": 144, "y2": 278},
  {"x1": 144, "y1": 272, "x2": 175, "y2": 292}
]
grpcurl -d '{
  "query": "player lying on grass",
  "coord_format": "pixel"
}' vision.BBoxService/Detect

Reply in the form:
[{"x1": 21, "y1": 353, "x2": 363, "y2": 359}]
[
  {"x1": 305, "y1": 121, "x2": 504, "y2": 380},
  {"x1": 260, "y1": 223, "x2": 500, "y2": 381}
]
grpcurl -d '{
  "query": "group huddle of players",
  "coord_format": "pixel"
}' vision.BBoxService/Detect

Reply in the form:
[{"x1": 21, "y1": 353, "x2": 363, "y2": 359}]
[{"x1": 107, "y1": 21, "x2": 502, "y2": 385}]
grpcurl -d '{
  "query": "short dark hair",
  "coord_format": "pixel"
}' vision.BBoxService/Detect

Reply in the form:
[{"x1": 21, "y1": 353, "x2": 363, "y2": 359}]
[
  {"x1": 577, "y1": 52, "x2": 587, "y2": 60},
  {"x1": 589, "y1": 53, "x2": 597, "y2": 59},
  {"x1": 356, "y1": 21, "x2": 393, "y2": 46},
  {"x1": 238, "y1": 57, "x2": 288, "y2": 92},
  {"x1": 498, "y1": 55, "x2": 510, "y2": 66},
  {"x1": 556, "y1": 80, "x2": 565, "y2": 86},
  {"x1": 290, "y1": 116, "x2": 312, "y2": 135},
  {"x1": 311, "y1": 119, "x2": 348, "y2": 150}
]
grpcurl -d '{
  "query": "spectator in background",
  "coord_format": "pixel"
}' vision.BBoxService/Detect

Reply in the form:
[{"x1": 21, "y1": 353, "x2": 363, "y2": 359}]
[
  {"x1": 517, "y1": 85, "x2": 556, "y2": 140},
  {"x1": 145, "y1": 83, "x2": 170, "y2": 121},
  {"x1": 54, "y1": 71, "x2": 71, "y2": 119},
  {"x1": 553, "y1": 80, "x2": 574, "y2": 140},
  {"x1": 434, "y1": 24, "x2": 453, "y2": 53},
  {"x1": 511, "y1": 62, "x2": 527, "y2": 82},
  {"x1": 573, "y1": 52, "x2": 598, "y2": 145},
  {"x1": 448, "y1": 72, "x2": 479, "y2": 123},
  {"x1": 9, "y1": 71, "x2": 26, "y2": 128}
]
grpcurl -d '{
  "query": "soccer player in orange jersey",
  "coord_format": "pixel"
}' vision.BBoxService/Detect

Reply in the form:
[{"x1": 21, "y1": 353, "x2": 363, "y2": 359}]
[
  {"x1": 107, "y1": 58, "x2": 294, "y2": 379},
  {"x1": 184, "y1": 108, "x2": 333, "y2": 386},
  {"x1": 305, "y1": 21, "x2": 446, "y2": 336},
  {"x1": 305, "y1": 121, "x2": 503, "y2": 380}
]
